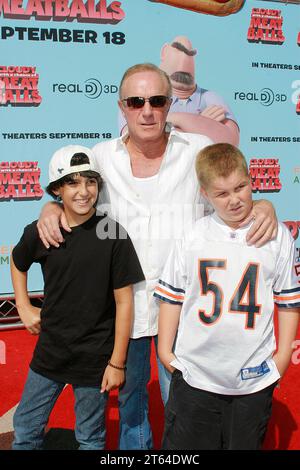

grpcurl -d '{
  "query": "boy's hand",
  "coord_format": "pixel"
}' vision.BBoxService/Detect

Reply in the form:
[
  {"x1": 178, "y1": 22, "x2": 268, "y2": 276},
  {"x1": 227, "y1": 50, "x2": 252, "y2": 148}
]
[
  {"x1": 18, "y1": 305, "x2": 41, "y2": 335},
  {"x1": 240, "y1": 199, "x2": 277, "y2": 247},
  {"x1": 160, "y1": 352, "x2": 177, "y2": 374},
  {"x1": 100, "y1": 366, "x2": 125, "y2": 393},
  {"x1": 37, "y1": 202, "x2": 71, "y2": 249},
  {"x1": 273, "y1": 352, "x2": 291, "y2": 378}
]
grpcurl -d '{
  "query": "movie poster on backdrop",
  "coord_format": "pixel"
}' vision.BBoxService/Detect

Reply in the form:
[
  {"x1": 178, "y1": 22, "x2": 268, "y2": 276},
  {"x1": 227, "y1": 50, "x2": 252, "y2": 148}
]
[{"x1": 0, "y1": 0, "x2": 299, "y2": 299}]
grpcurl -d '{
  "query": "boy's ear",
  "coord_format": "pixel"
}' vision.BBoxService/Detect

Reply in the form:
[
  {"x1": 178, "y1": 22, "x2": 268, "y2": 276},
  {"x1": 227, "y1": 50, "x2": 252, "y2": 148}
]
[
  {"x1": 200, "y1": 186, "x2": 208, "y2": 199},
  {"x1": 52, "y1": 188, "x2": 61, "y2": 197}
]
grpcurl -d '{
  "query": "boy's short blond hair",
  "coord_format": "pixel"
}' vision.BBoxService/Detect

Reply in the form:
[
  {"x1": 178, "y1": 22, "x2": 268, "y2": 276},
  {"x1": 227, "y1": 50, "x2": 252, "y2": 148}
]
[{"x1": 195, "y1": 143, "x2": 249, "y2": 189}]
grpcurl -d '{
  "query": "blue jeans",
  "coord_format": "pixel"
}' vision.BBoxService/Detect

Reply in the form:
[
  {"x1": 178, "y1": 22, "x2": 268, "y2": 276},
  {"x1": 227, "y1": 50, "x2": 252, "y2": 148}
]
[
  {"x1": 118, "y1": 335, "x2": 171, "y2": 450},
  {"x1": 12, "y1": 368, "x2": 108, "y2": 450}
]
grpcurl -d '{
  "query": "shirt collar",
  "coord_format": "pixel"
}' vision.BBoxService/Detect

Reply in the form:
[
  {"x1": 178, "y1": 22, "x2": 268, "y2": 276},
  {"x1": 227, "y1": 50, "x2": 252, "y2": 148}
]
[
  {"x1": 172, "y1": 86, "x2": 199, "y2": 105},
  {"x1": 115, "y1": 123, "x2": 191, "y2": 152},
  {"x1": 168, "y1": 125, "x2": 191, "y2": 144},
  {"x1": 211, "y1": 211, "x2": 253, "y2": 234}
]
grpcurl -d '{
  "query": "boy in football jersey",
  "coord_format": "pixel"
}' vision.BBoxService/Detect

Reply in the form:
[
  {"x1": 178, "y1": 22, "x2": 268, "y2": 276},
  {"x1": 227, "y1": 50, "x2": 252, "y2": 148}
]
[
  {"x1": 155, "y1": 143, "x2": 300, "y2": 450},
  {"x1": 11, "y1": 145, "x2": 144, "y2": 450}
]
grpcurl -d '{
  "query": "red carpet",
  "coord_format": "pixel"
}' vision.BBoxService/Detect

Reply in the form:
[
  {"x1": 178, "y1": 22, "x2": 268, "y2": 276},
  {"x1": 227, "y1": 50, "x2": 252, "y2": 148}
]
[{"x1": 0, "y1": 328, "x2": 299, "y2": 450}]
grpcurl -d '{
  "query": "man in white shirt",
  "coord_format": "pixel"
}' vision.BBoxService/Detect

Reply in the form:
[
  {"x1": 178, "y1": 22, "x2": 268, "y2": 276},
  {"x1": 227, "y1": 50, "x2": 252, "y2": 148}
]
[{"x1": 37, "y1": 63, "x2": 277, "y2": 450}]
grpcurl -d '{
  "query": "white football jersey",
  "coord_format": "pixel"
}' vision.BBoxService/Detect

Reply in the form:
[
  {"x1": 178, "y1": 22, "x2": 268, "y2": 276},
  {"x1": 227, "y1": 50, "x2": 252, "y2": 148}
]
[{"x1": 154, "y1": 213, "x2": 300, "y2": 395}]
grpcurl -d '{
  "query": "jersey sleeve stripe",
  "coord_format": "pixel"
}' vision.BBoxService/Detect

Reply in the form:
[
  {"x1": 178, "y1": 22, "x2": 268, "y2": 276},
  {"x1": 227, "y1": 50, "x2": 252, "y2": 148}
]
[
  {"x1": 273, "y1": 293, "x2": 300, "y2": 302},
  {"x1": 273, "y1": 287, "x2": 300, "y2": 295},
  {"x1": 275, "y1": 301, "x2": 300, "y2": 308},
  {"x1": 158, "y1": 279, "x2": 185, "y2": 294},
  {"x1": 155, "y1": 286, "x2": 185, "y2": 301},
  {"x1": 153, "y1": 292, "x2": 184, "y2": 305}
]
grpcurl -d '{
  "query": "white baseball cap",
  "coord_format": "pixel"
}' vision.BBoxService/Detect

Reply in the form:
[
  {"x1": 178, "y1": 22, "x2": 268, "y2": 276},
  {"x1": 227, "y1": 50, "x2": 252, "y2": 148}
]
[{"x1": 48, "y1": 145, "x2": 99, "y2": 184}]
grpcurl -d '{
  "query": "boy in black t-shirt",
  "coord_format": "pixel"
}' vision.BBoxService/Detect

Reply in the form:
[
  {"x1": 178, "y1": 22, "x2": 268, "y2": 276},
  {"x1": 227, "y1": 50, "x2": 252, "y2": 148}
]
[{"x1": 11, "y1": 145, "x2": 145, "y2": 450}]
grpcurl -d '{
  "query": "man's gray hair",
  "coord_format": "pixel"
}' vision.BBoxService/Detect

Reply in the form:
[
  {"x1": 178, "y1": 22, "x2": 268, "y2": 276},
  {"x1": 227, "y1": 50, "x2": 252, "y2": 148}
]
[{"x1": 119, "y1": 63, "x2": 172, "y2": 99}]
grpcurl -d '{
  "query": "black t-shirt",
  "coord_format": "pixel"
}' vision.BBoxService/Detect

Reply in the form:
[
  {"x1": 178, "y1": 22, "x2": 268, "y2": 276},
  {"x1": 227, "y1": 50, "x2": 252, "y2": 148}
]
[{"x1": 12, "y1": 213, "x2": 145, "y2": 386}]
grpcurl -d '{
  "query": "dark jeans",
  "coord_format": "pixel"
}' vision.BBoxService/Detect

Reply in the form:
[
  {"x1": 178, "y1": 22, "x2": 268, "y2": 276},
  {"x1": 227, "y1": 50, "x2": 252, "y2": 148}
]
[{"x1": 162, "y1": 370, "x2": 276, "y2": 450}]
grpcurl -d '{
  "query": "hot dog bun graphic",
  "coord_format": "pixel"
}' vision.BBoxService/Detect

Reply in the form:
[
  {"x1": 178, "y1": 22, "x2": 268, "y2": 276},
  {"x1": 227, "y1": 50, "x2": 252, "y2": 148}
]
[{"x1": 149, "y1": 0, "x2": 245, "y2": 16}]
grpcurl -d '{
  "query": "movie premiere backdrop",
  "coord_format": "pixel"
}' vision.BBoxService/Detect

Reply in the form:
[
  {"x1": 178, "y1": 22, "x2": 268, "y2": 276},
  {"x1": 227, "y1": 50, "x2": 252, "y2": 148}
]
[{"x1": 0, "y1": 0, "x2": 299, "y2": 299}]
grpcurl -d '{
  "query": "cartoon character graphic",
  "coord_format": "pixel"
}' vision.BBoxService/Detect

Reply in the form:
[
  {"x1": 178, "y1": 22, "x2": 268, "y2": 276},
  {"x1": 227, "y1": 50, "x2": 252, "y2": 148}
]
[{"x1": 159, "y1": 36, "x2": 240, "y2": 145}]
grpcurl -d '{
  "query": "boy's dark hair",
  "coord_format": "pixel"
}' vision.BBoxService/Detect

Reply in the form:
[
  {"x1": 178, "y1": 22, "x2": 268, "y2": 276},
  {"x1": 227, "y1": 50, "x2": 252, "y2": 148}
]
[{"x1": 46, "y1": 152, "x2": 102, "y2": 200}]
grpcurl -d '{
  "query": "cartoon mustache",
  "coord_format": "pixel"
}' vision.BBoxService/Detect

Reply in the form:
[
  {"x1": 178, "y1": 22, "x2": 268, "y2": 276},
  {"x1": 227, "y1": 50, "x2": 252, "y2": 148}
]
[{"x1": 170, "y1": 72, "x2": 194, "y2": 85}]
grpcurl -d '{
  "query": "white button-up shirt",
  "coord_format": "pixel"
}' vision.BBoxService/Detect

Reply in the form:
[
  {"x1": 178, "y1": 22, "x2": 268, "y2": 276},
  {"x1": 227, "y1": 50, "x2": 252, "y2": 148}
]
[{"x1": 92, "y1": 127, "x2": 212, "y2": 338}]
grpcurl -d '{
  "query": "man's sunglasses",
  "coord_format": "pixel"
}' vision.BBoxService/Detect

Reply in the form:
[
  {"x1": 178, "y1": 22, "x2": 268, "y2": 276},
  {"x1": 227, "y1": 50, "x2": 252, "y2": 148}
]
[{"x1": 121, "y1": 95, "x2": 171, "y2": 109}]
